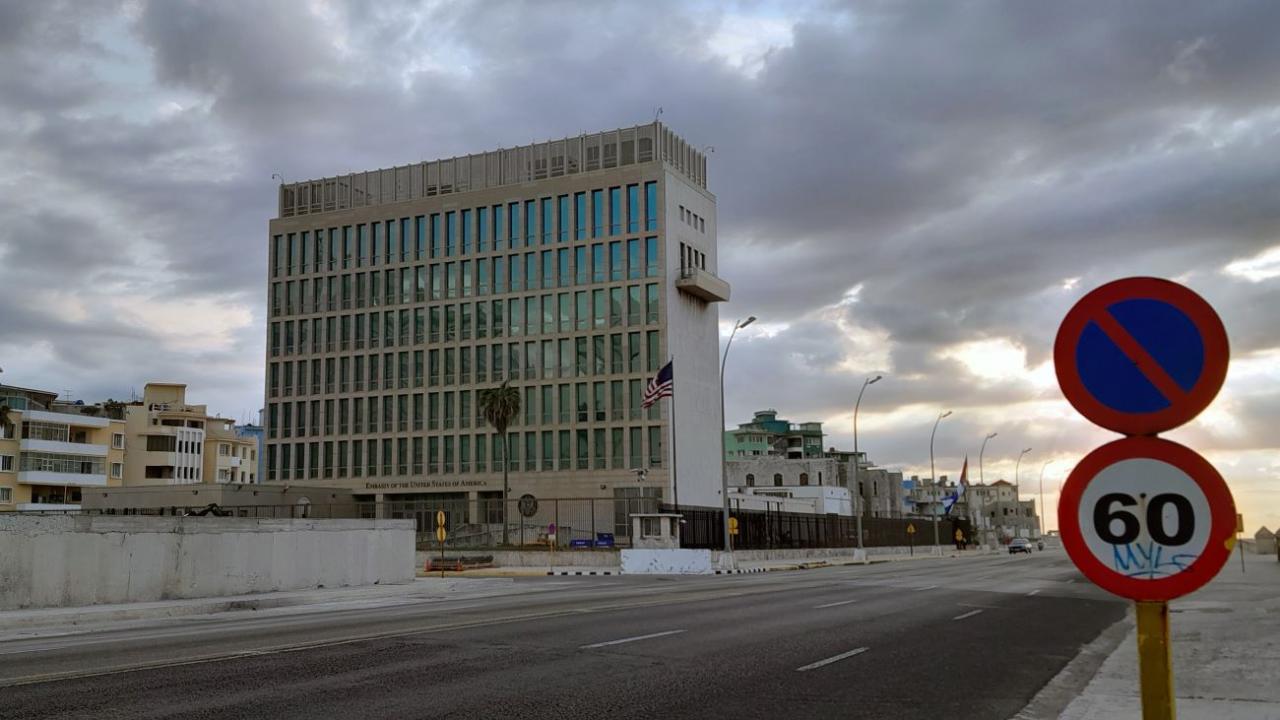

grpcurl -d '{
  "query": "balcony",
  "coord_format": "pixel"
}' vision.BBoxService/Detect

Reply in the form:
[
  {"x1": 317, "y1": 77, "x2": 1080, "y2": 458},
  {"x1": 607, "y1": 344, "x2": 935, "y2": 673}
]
[
  {"x1": 17, "y1": 471, "x2": 109, "y2": 487},
  {"x1": 675, "y1": 267, "x2": 730, "y2": 303},
  {"x1": 19, "y1": 439, "x2": 108, "y2": 456},
  {"x1": 24, "y1": 410, "x2": 111, "y2": 429}
]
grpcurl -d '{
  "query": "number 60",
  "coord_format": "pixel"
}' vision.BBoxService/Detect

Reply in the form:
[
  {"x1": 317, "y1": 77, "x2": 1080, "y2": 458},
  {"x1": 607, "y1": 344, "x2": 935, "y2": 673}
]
[{"x1": 1093, "y1": 493, "x2": 1194, "y2": 546}]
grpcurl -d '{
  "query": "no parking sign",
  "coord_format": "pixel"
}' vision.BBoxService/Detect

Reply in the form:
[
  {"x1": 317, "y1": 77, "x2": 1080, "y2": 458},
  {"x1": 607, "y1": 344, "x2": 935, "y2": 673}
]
[{"x1": 1054, "y1": 277, "x2": 1236, "y2": 719}]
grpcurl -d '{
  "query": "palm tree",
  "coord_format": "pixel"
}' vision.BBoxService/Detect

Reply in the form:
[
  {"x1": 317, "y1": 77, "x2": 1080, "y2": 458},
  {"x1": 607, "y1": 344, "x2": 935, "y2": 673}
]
[{"x1": 479, "y1": 381, "x2": 521, "y2": 545}]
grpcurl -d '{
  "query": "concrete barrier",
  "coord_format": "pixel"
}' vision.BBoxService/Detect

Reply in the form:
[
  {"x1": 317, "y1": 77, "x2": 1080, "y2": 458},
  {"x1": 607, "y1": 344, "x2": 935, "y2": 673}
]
[
  {"x1": 0, "y1": 515, "x2": 415, "y2": 610},
  {"x1": 621, "y1": 549, "x2": 714, "y2": 574}
]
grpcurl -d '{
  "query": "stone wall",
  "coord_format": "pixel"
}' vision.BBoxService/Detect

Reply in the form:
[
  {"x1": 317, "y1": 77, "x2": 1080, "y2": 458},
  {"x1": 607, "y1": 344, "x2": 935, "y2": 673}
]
[{"x1": 0, "y1": 515, "x2": 414, "y2": 610}]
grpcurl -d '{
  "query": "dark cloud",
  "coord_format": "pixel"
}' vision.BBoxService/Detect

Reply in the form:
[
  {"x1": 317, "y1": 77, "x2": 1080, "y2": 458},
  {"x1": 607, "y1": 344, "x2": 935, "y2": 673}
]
[{"x1": 1, "y1": 1, "x2": 1278, "y2": 522}]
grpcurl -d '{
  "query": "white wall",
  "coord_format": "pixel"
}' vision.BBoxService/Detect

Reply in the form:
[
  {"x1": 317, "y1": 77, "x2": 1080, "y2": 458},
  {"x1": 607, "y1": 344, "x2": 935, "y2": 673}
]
[
  {"x1": 663, "y1": 168, "x2": 723, "y2": 509},
  {"x1": 0, "y1": 515, "x2": 415, "y2": 610},
  {"x1": 621, "y1": 548, "x2": 713, "y2": 574}
]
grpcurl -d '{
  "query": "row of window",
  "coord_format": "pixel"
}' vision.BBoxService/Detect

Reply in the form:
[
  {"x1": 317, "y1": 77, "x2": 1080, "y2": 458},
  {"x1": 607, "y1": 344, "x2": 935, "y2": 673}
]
[
  {"x1": 269, "y1": 283, "x2": 662, "y2": 357},
  {"x1": 268, "y1": 330, "x2": 663, "y2": 400},
  {"x1": 678, "y1": 205, "x2": 706, "y2": 233},
  {"x1": 265, "y1": 425, "x2": 664, "y2": 481},
  {"x1": 19, "y1": 452, "x2": 105, "y2": 476},
  {"x1": 271, "y1": 183, "x2": 659, "y2": 278},
  {"x1": 678, "y1": 242, "x2": 707, "y2": 272},
  {"x1": 271, "y1": 239, "x2": 661, "y2": 320},
  {"x1": 267, "y1": 378, "x2": 664, "y2": 441}
]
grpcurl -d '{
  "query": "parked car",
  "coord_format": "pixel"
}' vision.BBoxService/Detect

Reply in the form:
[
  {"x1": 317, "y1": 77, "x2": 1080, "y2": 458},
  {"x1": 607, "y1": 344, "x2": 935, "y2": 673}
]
[{"x1": 1008, "y1": 538, "x2": 1033, "y2": 555}]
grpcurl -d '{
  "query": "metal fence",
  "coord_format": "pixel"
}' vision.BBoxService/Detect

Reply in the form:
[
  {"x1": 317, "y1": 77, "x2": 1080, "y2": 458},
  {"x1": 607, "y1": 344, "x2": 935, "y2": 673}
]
[{"x1": 672, "y1": 505, "x2": 972, "y2": 551}]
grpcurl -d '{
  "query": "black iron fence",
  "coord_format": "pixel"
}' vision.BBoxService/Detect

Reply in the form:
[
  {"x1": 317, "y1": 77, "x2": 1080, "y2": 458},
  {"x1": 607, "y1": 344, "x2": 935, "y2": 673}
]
[{"x1": 671, "y1": 504, "x2": 972, "y2": 551}]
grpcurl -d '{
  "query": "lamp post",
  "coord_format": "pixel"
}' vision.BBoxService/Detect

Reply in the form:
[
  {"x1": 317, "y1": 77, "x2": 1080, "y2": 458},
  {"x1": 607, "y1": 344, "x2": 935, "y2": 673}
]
[
  {"x1": 928, "y1": 410, "x2": 952, "y2": 551},
  {"x1": 978, "y1": 432, "x2": 997, "y2": 485},
  {"x1": 720, "y1": 316, "x2": 756, "y2": 557},
  {"x1": 1015, "y1": 447, "x2": 1032, "y2": 539},
  {"x1": 853, "y1": 375, "x2": 882, "y2": 549},
  {"x1": 977, "y1": 432, "x2": 997, "y2": 545},
  {"x1": 1038, "y1": 460, "x2": 1053, "y2": 536}
]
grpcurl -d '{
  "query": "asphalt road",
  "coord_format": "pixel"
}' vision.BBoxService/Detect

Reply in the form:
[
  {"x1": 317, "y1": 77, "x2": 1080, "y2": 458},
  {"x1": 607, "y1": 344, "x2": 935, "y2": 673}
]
[{"x1": 0, "y1": 551, "x2": 1125, "y2": 720}]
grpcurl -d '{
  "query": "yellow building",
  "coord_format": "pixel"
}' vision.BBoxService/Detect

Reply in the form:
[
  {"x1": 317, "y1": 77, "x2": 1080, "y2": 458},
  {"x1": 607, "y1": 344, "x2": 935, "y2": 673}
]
[
  {"x1": 0, "y1": 384, "x2": 126, "y2": 510},
  {"x1": 0, "y1": 381, "x2": 258, "y2": 512},
  {"x1": 121, "y1": 383, "x2": 258, "y2": 486}
]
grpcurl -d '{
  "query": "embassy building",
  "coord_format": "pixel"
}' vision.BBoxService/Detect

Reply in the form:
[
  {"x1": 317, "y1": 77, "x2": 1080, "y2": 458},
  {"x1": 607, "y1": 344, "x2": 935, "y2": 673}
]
[{"x1": 264, "y1": 122, "x2": 727, "y2": 513}]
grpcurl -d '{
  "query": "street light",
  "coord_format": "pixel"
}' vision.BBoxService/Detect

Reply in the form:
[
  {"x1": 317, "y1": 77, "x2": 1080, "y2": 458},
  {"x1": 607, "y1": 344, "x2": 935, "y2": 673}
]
[
  {"x1": 853, "y1": 374, "x2": 882, "y2": 549},
  {"x1": 720, "y1": 316, "x2": 756, "y2": 558},
  {"x1": 978, "y1": 432, "x2": 997, "y2": 485},
  {"x1": 928, "y1": 410, "x2": 952, "y2": 550},
  {"x1": 1015, "y1": 447, "x2": 1032, "y2": 538},
  {"x1": 1039, "y1": 460, "x2": 1053, "y2": 535}
]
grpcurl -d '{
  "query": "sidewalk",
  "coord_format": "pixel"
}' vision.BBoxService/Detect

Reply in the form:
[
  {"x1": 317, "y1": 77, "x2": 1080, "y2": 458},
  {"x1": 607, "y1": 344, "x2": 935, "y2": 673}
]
[
  {"x1": 0, "y1": 577, "x2": 517, "y2": 638},
  {"x1": 1047, "y1": 552, "x2": 1280, "y2": 719}
]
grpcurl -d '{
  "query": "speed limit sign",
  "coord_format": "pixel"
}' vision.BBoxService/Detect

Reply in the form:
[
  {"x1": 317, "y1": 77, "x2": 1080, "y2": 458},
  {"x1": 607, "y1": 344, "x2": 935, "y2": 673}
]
[{"x1": 1059, "y1": 436, "x2": 1236, "y2": 601}]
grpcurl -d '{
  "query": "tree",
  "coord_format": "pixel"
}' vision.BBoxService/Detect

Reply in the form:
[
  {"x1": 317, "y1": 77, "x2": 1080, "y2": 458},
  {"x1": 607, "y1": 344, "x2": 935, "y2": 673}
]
[
  {"x1": 478, "y1": 381, "x2": 521, "y2": 545},
  {"x1": 0, "y1": 405, "x2": 10, "y2": 439}
]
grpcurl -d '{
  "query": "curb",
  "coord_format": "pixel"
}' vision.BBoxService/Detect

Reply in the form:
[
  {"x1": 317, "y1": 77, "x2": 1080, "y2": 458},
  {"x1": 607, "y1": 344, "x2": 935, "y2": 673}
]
[{"x1": 547, "y1": 570, "x2": 618, "y2": 576}]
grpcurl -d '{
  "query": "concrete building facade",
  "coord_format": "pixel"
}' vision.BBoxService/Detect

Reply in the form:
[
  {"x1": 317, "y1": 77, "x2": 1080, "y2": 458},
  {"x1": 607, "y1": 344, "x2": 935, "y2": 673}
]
[
  {"x1": 0, "y1": 385, "x2": 126, "y2": 511},
  {"x1": 264, "y1": 122, "x2": 726, "y2": 511},
  {"x1": 122, "y1": 383, "x2": 258, "y2": 486}
]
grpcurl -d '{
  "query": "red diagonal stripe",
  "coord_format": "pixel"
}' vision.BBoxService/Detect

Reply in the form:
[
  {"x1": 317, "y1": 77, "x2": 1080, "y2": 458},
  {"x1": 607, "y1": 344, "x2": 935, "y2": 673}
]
[{"x1": 1090, "y1": 309, "x2": 1189, "y2": 405}]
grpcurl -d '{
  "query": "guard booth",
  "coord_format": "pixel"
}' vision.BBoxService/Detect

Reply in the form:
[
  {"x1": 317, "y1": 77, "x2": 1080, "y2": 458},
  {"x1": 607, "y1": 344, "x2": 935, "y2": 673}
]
[{"x1": 630, "y1": 513, "x2": 683, "y2": 549}]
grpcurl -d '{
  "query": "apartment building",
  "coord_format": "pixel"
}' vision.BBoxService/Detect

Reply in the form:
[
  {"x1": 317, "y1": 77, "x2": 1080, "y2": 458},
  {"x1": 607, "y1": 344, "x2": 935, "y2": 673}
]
[
  {"x1": 0, "y1": 384, "x2": 126, "y2": 510},
  {"x1": 724, "y1": 409, "x2": 825, "y2": 459},
  {"x1": 264, "y1": 122, "x2": 726, "y2": 509},
  {"x1": 122, "y1": 383, "x2": 258, "y2": 486}
]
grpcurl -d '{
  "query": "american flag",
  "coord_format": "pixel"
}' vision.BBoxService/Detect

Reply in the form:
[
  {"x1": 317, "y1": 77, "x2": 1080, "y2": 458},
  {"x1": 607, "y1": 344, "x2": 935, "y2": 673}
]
[{"x1": 642, "y1": 360, "x2": 674, "y2": 408}]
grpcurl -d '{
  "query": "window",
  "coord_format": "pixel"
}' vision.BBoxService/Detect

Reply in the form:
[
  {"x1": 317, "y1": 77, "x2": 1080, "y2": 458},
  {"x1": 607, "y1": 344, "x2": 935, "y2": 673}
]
[
  {"x1": 0, "y1": 487, "x2": 9, "y2": 503},
  {"x1": 799, "y1": 472, "x2": 809, "y2": 486},
  {"x1": 644, "y1": 182, "x2": 657, "y2": 231},
  {"x1": 111, "y1": 462, "x2": 123, "y2": 479},
  {"x1": 773, "y1": 473, "x2": 783, "y2": 487},
  {"x1": 0, "y1": 455, "x2": 12, "y2": 472},
  {"x1": 745, "y1": 473, "x2": 755, "y2": 487}
]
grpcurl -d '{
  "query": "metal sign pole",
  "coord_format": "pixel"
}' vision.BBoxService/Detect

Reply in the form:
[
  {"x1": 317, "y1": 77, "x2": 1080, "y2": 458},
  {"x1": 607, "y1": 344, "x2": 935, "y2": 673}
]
[{"x1": 1135, "y1": 601, "x2": 1175, "y2": 720}]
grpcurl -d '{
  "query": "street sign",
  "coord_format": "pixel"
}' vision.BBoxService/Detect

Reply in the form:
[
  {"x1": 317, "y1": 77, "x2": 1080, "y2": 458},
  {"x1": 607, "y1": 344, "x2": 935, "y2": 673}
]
[
  {"x1": 1054, "y1": 277, "x2": 1228, "y2": 436},
  {"x1": 906, "y1": 523, "x2": 916, "y2": 535},
  {"x1": 436, "y1": 510, "x2": 446, "y2": 528},
  {"x1": 728, "y1": 517, "x2": 739, "y2": 536},
  {"x1": 1058, "y1": 436, "x2": 1236, "y2": 602},
  {"x1": 436, "y1": 526, "x2": 448, "y2": 543}
]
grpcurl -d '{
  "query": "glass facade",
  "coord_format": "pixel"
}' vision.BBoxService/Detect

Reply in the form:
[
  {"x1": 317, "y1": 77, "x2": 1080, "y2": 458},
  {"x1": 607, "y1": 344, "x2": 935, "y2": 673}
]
[{"x1": 267, "y1": 156, "x2": 701, "y2": 488}]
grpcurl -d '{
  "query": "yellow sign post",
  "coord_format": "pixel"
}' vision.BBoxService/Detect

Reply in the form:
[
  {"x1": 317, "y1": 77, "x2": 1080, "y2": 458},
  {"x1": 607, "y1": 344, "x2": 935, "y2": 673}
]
[
  {"x1": 1135, "y1": 601, "x2": 1175, "y2": 720},
  {"x1": 907, "y1": 523, "x2": 916, "y2": 556},
  {"x1": 436, "y1": 512, "x2": 448, "y2": 578},
  {"x1": 728, "y1": 517, "x2": 739, "y2": 536}
]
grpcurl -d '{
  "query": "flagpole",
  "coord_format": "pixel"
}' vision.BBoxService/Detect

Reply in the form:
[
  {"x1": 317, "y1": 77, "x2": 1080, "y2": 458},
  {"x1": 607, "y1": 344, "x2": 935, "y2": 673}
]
[{"x1": 668, "y1": 357, "x2": 679, "y2": 512}]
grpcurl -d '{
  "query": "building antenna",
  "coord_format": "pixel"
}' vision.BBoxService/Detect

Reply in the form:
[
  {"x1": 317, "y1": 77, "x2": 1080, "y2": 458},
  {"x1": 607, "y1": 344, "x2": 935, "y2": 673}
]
[
  {"x1": 271, "y1": 172, "x2": 287, "y2": 185},
  {"x1": 654, "y1": 106, "x2": 664, "y2": 121}
]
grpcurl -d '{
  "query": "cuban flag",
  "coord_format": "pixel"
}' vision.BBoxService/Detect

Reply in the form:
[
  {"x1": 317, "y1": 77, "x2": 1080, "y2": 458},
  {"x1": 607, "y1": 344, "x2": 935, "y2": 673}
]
[
  {"x1": 642, "y1": 360, "x2": 674, "y2": 408},
  {"x1": 943, "y1": 456, "x2": 969, "y2": 515}
]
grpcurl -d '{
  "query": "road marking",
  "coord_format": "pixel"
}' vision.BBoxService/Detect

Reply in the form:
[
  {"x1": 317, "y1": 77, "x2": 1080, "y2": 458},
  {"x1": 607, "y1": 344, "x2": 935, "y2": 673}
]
[
  {"x1": 796, "y1": 647, "x2": 870, "y2": 672},
  {"x1": 1027, "y1": 589, "x2": 1041, "y2": 596},
  {"x1": 915, "y1": 585, "x2": 938, "y2": 591},
  {"x1": 956, "y1": 603, "x2": 1000, "y2": 610},
  {"x1": 579, "y1": 629, "x2": 686, "y2": 649},
  {"x1": 953, "y1": 609, "x2": 984, "y2": 621},
  {"x1": 813, "y1": 600, "x2": 857, "y2": 609}
]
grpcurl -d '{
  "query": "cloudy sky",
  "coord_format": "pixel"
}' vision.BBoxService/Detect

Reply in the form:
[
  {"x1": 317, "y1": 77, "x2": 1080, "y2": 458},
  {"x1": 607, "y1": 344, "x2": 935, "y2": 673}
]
[{"x1": 2, "y1": 1, "x2": 1277, "y2": 530}]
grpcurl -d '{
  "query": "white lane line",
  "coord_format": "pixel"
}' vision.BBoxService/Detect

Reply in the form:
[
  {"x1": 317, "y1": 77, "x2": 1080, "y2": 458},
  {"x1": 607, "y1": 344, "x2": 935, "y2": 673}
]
[
  {"x1": 579, "y1": 629, "x2": 685, "y2": 649},
  {"x1": 813, "y1": 600, "x2": 857, "y2": 609},
  {"x1": 915, "y1": 585, "x2": 939, "y2": 591},
  {"x1": 796, "y1": 647, "x2": 870, "y2": 672},
  {"x1": 953, "y1": 609, "x2": 984, "y2": 621},
  {"x1": 1027, "y1": 589, "x2": 1041, "y2": 596}
]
